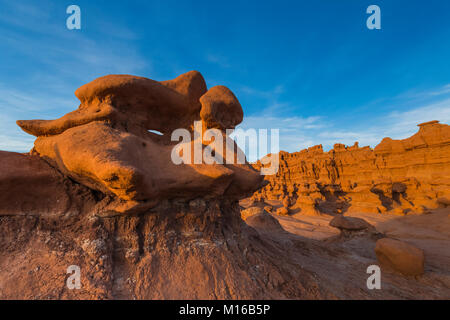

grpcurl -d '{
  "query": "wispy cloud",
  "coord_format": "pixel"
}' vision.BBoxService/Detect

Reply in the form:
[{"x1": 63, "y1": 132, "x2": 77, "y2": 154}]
[
  {"x1": 0, "y1": 1, "x2": 150, "y2": 152},
  {"x1": 0, "y1": 1, "x2": 149, "y2": 78},
  {"x1": 239, "y1": 84, "x2": 450, "y2": 158},
  {"x1": 239, "y1": 84, "x2": 284, "y2": 99},
  {"x1": 205, "y1": 53, "x2": 231, "y2": 69},
  {"x1": 428, "y1": 84, "x2": 450, "y2": 96},
  {"x1": 0, "y1": 83, "x2": 79, "y2": 152},
  {"x1": 0, "y1": 113, "x2": 35, "y2": 152}
]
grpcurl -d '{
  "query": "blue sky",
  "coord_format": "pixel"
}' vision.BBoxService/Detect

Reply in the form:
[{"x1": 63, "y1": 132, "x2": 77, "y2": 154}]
[{"x1": 1, "y1": 0, "x2": 450, "y2": 155}]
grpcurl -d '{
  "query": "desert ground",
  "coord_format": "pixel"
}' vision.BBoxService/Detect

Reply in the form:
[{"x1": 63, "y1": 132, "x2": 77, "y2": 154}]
[{"x1": 240, "y1": 198, "x2": 450, "y2": 299}]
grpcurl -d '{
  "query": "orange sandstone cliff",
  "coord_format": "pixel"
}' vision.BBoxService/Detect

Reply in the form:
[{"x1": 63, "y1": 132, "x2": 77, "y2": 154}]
[{"x1": 252, "y1": 120, "x2": 450, "y2": 216}]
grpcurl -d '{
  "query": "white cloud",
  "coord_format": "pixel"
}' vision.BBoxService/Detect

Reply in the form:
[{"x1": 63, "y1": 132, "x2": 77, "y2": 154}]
[
  {"x1": 0, "y1": 84, "x2": 79, "y2": 153},
  {"x1": 0, "y1": 1, "x2": 150, "y2": 152},
  {"x1": 238, "y1": 88, "x2": 450, "y2": 160},
  {"x1": 206, "y1": 53, "x2": 231, "y2": 69}
]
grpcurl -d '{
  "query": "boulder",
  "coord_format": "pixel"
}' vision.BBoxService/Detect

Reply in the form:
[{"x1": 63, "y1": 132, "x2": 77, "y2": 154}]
[
  {"x1": 375, "y1": 238, "x2": 425, "y2": 276},
  {"x1": 244, "y1": 210, "x2": 285, "y2": 233},
  {"x1": 330, "y1": 215, "x2": 372, "y2": 231},
  {"x1": 199, "y1": 85, "x2": 243, "y2": 130}
]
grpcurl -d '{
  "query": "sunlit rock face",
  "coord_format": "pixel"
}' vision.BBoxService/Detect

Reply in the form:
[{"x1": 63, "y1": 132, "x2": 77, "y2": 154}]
[
  {"x1": 252, "y1": 120, "x2": 450, "y2": 216},
  {"x1": 16, "y1": 71, "x2": 264, "y2": 215}
]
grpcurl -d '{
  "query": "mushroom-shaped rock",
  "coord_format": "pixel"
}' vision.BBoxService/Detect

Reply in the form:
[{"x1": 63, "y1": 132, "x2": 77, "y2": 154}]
[
  {"x1": 200, "y1": 86, "x2": 243, "y2": 130},
  {"x1": 330, "y1": 215, "x2": 372, "y2": 231},
  {"x1": 17, "y1": 72, "x2": 206, "y2": 137},
  {"x1": 16, "y1": 71, "x2": 264, "y2": 215},
  {"x1": 375, "y1": 238, "x2": 425, "y2": 276}
]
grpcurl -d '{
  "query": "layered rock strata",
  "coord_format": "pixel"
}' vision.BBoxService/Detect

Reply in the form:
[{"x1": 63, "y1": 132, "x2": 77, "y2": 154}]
[{"x1": 252, "y1": 121, "x2": 450, "y2": 216}]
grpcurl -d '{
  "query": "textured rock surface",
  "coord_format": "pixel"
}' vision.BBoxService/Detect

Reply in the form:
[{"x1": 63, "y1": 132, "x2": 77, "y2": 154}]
[
  {"x1": 0, "y1": 196, "x2": 336, "y2": 299},
  {"x1": 240, "y1": 206, "x2": 265, "y2": 221},
  {"x1": 330, "y1": 215, "x2": 372, "y2": 231},
  {"x1": 199, "y1": 85, "x2": 243, "y2": 130},
  {"x1": 243, "y1": 208, "x2": 285, "y2": 233},
  {"x1": 375, "y1": 238, "x2": 425, "y2": 276},
  {"x1": 16, "y1": 71, "x2": 264, "y2": 215},
  {"x1": 0, "y1": 151, "x2": 95, "y2": 218},
  {"x1": 252, "y1": 121, "x2": 450, "y2": 216}
]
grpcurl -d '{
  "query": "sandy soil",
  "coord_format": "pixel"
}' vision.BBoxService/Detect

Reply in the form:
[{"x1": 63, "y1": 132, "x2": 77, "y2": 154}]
[{"x1": 240, "y1": 198, "x2": 450, "y2": 299}]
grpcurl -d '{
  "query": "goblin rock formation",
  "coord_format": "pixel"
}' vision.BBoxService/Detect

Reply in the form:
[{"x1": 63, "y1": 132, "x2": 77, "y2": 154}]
[
  {"x1": 252, "y1": 121, "x2": 450, "y2": 216},
  {"x1": 16, "y1": 71, "x2": 264, "y2": 216}
]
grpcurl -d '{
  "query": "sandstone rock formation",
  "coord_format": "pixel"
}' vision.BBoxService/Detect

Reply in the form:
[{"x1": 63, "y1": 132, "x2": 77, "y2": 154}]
[
  {"x1": 16, "y1": 71, "x2": 264, "y2": 216},
  {"x1": 329, "y1": 215, "x2": 372, "y2": 231},
  {"x1": 242, "y1": 208, "x2": 285, "y2": 233},
  {"x1": 375, "y1": 238, "x2": 425, "y2": 276},
  {"x1": 328, "y1": 215, "x2": 381, "y2": 239},
  {"x1": 252, "y1": 121, "x2": 450, "y2": 216}
]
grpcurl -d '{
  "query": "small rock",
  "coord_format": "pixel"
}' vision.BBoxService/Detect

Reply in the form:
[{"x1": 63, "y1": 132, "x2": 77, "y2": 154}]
[{"x1": 245, "y1": 211, "x2": 285, "y2": 233}]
